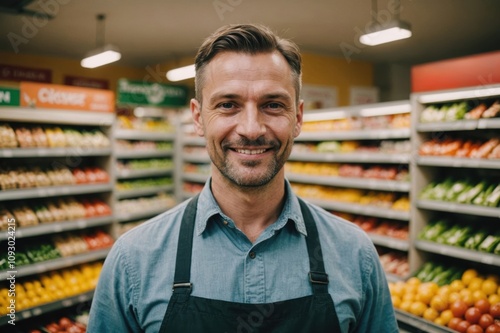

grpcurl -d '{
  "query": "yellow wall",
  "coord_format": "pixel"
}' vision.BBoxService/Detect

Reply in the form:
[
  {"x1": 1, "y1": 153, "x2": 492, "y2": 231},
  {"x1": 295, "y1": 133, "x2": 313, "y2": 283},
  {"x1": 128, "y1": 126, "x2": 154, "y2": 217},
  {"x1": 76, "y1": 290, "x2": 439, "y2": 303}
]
[{"x1": 1, "y1": 51, "x2": 373, "y2": 107}]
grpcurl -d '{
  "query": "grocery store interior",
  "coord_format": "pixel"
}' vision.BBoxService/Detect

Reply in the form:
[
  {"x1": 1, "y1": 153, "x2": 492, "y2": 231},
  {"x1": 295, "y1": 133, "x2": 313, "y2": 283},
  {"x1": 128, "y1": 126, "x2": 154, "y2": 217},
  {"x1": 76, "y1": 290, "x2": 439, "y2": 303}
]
[{"x1": 1, "y1": 0, "x2": 500, "y2": 332}]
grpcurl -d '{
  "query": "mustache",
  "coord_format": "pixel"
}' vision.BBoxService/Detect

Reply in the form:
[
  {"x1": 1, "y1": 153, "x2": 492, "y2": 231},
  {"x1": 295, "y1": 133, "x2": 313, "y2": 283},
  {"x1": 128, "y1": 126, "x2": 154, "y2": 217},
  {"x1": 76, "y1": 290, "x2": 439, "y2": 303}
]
[{"x1": 221, "y1": 137, "x2": 279, "y2": 149}]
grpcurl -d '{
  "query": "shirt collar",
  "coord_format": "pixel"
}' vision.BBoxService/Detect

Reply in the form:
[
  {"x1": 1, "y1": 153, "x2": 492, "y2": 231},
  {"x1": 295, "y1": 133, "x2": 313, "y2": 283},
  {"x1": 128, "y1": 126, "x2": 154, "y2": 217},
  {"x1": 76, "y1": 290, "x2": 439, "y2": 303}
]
[{"x1": 195, "y1": 178, "x2": 307, "y2": 236}]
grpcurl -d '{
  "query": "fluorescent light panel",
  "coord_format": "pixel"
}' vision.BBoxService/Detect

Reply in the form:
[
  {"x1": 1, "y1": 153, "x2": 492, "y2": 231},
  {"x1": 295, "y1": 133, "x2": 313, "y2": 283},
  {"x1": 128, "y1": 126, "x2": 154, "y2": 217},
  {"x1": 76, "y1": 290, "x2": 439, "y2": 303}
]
[
  {"x1": 166, "y1": 64, "x2": 195, "y2": 82},
  {"x1": 359, "y1": 21, "x2": 412, "y2": 46},
  {"x1": 81, "y1": 45, "x2": 121, "y2": 68}
]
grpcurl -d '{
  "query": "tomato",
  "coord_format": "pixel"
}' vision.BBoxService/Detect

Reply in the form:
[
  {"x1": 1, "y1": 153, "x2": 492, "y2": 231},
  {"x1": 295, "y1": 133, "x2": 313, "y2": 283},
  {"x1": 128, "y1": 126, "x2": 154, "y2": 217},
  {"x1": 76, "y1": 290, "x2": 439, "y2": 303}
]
[
  {"x1": 476, "y1": 299, "x2": 491, "y2": 315},
  {"x1": 466, "y1": 307, "x2": 483, "y2": 324},
  {"x1": 479, "y1": 314, "x2": 494, "y2": 329},
  {"x1": 485, "y1": 324, "x2": 500, "y2": 333},
  {"x1": 452, "y1": 300, "x2": 469, "y2": 318},
  {"x1": 449, "y1": 317, "x2": 463, "y2": 330},
  {"x1": 466, "y1": 324, "x2": 485, "y2": 333},
  {"x1": 456, "y1": 320, "x2": 471, "y2": 333},
  {"x1": 490, "y1": 303, "x2": 500, "y2": 319}
]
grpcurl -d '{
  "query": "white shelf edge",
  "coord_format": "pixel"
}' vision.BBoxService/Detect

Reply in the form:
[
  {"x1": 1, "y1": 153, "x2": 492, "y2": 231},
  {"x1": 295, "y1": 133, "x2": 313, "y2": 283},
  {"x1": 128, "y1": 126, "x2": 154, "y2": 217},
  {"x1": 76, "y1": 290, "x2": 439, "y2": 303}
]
[
  {"x1": 417, "y1": 156, "x2": 500, "y2": 169},
  {"x1": 0, "y1": 147, "x2": 111, "y2": 158},
  {"x1": 0, "y1": 107, "x2": 115, "y2": 126},
  {"x1": 115, "y1": 149, "x2": 173, "y2": 158},
  {"x1": 417, "y1": 199, "x2": 500, "y2": 218},
  {"x1": 182, "y1": 136, "x2": 206, "y2": 146},
  {"x1": 415, "y1": 240, "x2": 500, "y2": 267},
  {"x1": 288, "y1": 152, "x2": 410, "y2": 164},
  {"x1": 417, "y1": 118, "x2": 500, "y2": 132},
  {"x1": 182, "y1": 172, "x2": 210, "y2": 183},
  {"x1": 115, "y1": 129, "x2": 175, "y2": 141},
  {"x1": 296, "y1": 128, "x2": 410, "y2": 141},
  {"x1": 0, "y1": 183, "x2": 113, "y2": 201},
  {"x1": 182, "y1": 152, "x2": 211, "y2": 163},
  {"x1": 369, "y1": 234, "x2": 410, "y2": 251}
]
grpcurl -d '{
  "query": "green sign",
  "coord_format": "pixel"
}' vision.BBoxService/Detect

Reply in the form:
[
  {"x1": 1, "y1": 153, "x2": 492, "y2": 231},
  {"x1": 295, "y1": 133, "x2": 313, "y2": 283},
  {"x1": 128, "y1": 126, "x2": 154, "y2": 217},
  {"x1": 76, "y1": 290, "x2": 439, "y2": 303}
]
[
  {"x1": 117, "y1": 79, "x2": 188, "y2": 107},
  {"x1": 0, "y1": 87, "x2": 20, "y2": 106}
]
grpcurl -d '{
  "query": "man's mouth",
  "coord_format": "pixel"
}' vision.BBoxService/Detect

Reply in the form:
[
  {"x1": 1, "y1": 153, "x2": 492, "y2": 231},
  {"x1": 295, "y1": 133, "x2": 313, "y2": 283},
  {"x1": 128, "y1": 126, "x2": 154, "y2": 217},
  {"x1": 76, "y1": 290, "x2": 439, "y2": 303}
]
[{"x1": 234, "y1": 148, "x2": 267, "y2": 155}]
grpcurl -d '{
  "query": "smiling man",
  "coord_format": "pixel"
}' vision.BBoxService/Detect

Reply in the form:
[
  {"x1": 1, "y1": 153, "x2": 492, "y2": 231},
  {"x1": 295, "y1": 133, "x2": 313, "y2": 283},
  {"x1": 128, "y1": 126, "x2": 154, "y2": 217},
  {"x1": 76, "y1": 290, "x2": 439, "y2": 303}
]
[{"x1": 88, "y1": 24, "x2": 398, "y2": 333}]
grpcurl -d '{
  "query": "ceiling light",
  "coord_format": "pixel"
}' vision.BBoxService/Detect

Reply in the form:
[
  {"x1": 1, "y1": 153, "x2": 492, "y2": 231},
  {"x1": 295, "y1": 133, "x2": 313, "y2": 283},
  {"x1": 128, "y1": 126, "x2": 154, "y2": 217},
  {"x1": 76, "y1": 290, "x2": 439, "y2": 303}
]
[
  {"x1": 359, "y1": 0, "x2": 412, "y2": 46},
  {"x1": 81, "y1": 14, "x2": 121, "y2": 69},
  {"x1": 166, "y1": 64, "x2": 195, "y2": 82}
]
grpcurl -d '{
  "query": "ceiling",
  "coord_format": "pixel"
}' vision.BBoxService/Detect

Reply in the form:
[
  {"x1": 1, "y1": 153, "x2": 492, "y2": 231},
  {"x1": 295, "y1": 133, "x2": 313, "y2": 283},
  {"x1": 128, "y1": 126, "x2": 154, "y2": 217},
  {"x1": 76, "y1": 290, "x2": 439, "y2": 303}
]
[{"x1": 0, "y1": 0, "x2": 499, "y2": 69}]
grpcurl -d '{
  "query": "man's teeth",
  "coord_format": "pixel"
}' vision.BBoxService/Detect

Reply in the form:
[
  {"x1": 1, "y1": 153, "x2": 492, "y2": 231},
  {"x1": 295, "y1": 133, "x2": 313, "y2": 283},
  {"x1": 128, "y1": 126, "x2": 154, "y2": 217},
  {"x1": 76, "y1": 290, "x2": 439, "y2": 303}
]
[{"x1": 235, "y1": 149, "x2": 266, "y2": 155}]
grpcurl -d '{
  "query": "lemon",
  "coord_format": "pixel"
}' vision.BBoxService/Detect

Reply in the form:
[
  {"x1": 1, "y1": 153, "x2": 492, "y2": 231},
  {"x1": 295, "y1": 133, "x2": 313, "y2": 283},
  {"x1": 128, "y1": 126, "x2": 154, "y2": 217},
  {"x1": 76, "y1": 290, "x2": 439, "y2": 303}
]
[
  {"x1": 462, "y1": 269, "x2": 479, "y2": 286},
  {"x1": 450, "y1": 280, "x2": 465, "y2": 292},
  {"x1": 468, "y1": 277, "x2": 484, "y2": 292},
  {"x1": 439, "y1": 309, "x2": 454, "y2": 325},
  {"x1": 481, "y1": 279, "x2": 498, "y2": 296},
  {"x1": 423, "y1": 307, "x2": 439, "y2": 321},
  {"x1": 409, "y1": 301, "x2": 428, "y2": 317}
]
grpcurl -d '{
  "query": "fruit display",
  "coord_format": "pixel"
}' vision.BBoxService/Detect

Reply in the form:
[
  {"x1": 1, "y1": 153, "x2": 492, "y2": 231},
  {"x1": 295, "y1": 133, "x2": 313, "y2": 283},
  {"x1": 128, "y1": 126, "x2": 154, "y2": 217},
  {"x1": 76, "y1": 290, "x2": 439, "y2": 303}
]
[
  {"x1": 418, "y1": 219, "x2": 500, "y2": 254},
  {"x1": 420, "y1": 100, "x2": 500, "y2": 123},
  {"x1": 301, "y1": 113, "x2": 410, "y2": 132},
  {"x1": 378, "y1": 249, "x2": 409, "y2": 277},
  {"x1": 0, "y1": 261, "x2": 102, "y2": 314},
  {"x1": 116, "y1": 158, "x2": 173, "y2": 171},
  {"x1": 115, "y1": 139, "x2": 173, "y2": 152},
  {"x1": 291, "y1": 183, "x2": 410, "y2": 211},
  {"x1": 0, "y1": 124, "x2": 110, "y2": 149},
  {"x1": 292, "y1": 139, "x2": 411, "y2": 155},
  {"x1": 419, "y1": 137, "x2": 500, "y2": 159},
  {"x1": 116, "y1": 176, "x2": 173, "y2": 191},
  {"x1": 184, "y1": 163, "x2": 211, "y2": 175},
  {"x1": 285, "y1": 161, "x2": 409, "y2": 181},
  {"x1": 0, "y1": 165, "x2": 109, "y2": 190},
  {"x1": 116, "y1": 193, "x2": 176, "y2": 215},
  {"x1": 40, "y1": 316, "x2": 87, "y2": 333},
  {"x1": 0, "y1": 197, "x2": 111, "y2": 230},
  {"x1": 338, "y1": 214, "x2": 409, "y2": 240},
  {"x1": 419, "y1": 178, "x2": 500, "y2": 207},
  {"x1": 183, "y1": 181, "x2": 204, "y2": 195},
  {"x1": 390, "y1": 264, "x2": 500, "y2": 332},
  {"x1": 117, "y1": 115, "x2": 174, "y2": 132}
]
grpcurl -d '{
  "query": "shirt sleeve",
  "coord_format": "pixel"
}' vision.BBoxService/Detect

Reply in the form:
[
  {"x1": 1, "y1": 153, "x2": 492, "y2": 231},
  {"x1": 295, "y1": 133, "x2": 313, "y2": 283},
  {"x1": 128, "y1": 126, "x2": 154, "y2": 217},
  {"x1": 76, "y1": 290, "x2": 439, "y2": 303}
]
[
  {"x1": 355, "y1": 243, "x2": 399, "y2": 333},
  {"x1": 87, "y1": 239, "x2": 142, "y2": 333}
]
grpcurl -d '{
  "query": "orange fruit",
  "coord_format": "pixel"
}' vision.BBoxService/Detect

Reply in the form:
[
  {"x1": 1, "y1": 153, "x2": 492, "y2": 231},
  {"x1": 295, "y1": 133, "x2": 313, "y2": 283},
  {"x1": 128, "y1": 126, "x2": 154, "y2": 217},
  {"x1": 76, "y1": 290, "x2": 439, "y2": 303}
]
[
  {"x1": 440, "y1": 309, "x2": 454, "y2": 325},
  {"x1": 462, "y1": 269, "x2": 479, "y2": 286},
  {"x1": 450, "y1": 280, "x2": 465, "y2": 292},
  {"x1": 482, "y1": 279, "x2": 498, "y2": 296},
  {"x1": 430, "y1": 294, "x2": 449, "y2": 312},
  {"x1": 468, "y1": 277, "x2": 484, "y2": 292},
  {"x1": 423, "y1": 307, "x2": 439, "y2": 321},
  {"x1": 409, "y1": 301, "x2": 428, "y2": 317}
]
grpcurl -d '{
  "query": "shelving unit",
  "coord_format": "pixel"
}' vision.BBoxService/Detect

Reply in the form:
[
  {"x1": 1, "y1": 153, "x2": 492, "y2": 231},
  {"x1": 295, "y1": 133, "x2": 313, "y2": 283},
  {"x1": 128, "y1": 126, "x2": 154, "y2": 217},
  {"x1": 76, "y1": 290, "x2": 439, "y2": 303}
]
[
  {"x1": 0, "y1": 106, "x2": 114, "y2": 326},
  {"x1": 288, "y1": 100, "x2": 413, "y2": 280}
]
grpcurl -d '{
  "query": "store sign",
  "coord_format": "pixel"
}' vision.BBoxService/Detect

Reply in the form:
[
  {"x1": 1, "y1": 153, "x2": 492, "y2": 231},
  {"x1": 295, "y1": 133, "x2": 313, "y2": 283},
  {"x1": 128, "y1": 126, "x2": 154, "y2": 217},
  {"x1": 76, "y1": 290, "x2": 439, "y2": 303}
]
[
  {"x1": 64, "y1": 75, "x2": 109, "y2": 90},
  {"x1": 20, "y1": 82, "x2": 115, "y2": 112},
  {"x1": 0, "y1": 87, "x2": 20, "y2": 106},
  {"x1": 0, "y1": 64, "x2": 52, "y2": 83},
  {"x1": 117, "y1": 79, "x2": 188, "y2": 107}
]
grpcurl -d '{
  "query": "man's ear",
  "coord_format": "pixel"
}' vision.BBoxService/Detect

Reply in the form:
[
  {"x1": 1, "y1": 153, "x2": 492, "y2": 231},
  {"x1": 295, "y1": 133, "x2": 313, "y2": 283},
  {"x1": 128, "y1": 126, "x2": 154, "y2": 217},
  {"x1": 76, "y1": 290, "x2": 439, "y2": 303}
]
[
  {"x1": 191, "y1": 98, "x2": 205, "y2": 137},
  {"x1": 293, "y1": 99, "x2": 304, "y2": 138}
]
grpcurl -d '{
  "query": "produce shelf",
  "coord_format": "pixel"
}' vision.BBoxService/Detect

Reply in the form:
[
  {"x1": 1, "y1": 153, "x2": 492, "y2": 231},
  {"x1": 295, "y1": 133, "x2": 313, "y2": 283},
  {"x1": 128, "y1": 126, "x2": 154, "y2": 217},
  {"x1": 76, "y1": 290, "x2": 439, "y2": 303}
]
[
  {"x1": 368, "y1": 234, "x2": 409, "y2": 252},
  {"x1": 289, "y1": 152, "x2": 410, "y2": 164},
  {"x1": 417, "y1": 156, "x2": 500, "y2": 169},
  {"x1": 296, "y1": 128, "x2": 410, "y2": 141},
  {"x1": 307, "y1": 198, "x2": 411, "y2": 221},
  {"x1": 287, "y1": 173, "x2": 410, "y2": 192},
  {"x1": 395, "y1": 310, "x2": 456, "y2": 333},
  {"x1": 182, "y1": 136, "x2": 206, "y2": 146},
  {"x1": 116, "y1": 168, "x2": 174, "y2": 179},
  {"x1": 0, "y1": 215, "x2": 114, "y2": 240},
  {"x1": 417, "y1": 199, "x2": 500, "y2": 218},
  {"x1": 115, "y1": 129, "x2": 175, "y2": 141},
  {"x1": 0, "y1": 108, "x2": 115, "y2": 126},
  {"x1": 0, "y1": 248, "x2": 110, "y2": 280},
  {"x1": 0, "y1": 290, "x2": 94, "y2": 326},
  {"x1": 115, "y1": 185, "x2": 175, "y2": 199},
  {"x1": 115, "y1": 149, "x2": 173, "y2": 159},
  {"x1": 415, "y1": 240, "x2": 500, "y2": 267},
  {"x1": 416, "y1": 118, "x2": 500, "y2": 132},
  {"x1": 182, "y1": 173, "x2": 209, "y2": 184},
  {"x1": 182, "y1": 152, "x2": 211, "y2": 163},
  {"x1": 0, "y1": 183, "x2": 113, "y2": 201},
  {"x1": 116, "y1": 206, "x2": 171, "y2": 222},
  {"x1": 0, "y1": 147, "x2": 111, "y2": 158}
]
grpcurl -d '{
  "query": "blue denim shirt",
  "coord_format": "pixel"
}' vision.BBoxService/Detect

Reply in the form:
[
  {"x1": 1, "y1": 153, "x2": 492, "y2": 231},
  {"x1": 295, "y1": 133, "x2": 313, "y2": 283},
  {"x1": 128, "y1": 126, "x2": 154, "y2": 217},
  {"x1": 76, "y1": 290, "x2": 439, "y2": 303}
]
[{"x1": 88, "y1": 179, "x2": 398, "y2": 332}]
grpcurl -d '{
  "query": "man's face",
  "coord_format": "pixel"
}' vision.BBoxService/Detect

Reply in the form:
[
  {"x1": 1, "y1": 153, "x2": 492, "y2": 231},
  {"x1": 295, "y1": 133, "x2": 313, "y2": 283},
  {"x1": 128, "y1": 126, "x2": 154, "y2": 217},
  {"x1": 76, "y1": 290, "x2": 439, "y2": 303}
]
[{"x1": 191, "y1": 51, "x2": 303, "y2": 188}]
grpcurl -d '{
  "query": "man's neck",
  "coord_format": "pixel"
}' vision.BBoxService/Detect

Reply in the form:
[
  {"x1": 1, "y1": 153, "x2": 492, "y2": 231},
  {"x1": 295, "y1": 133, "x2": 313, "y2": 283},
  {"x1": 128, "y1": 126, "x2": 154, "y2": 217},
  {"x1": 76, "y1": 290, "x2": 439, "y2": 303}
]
[{"x1": 211, "y1": 173, "x2": 286, "y2": 243}]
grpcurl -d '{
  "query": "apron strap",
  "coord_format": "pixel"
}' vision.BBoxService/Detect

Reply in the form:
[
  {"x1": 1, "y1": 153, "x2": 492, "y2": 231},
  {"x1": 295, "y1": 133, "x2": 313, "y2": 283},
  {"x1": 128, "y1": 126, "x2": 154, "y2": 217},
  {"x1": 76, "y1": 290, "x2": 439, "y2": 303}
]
[
  {"x1": 298, "y1": 198, "x2": 330, "y2": 295},
  {"x1": 171, "y1": 194, "x2": 199, "y2": 294}
]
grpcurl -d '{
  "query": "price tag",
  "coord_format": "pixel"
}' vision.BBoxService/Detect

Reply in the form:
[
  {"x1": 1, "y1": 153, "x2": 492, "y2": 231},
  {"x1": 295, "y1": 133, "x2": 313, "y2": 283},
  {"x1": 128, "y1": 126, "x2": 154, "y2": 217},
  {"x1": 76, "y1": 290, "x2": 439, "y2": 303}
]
[
  {"x1": 21, "y1": 310, "x2": 32, "y2": 319},
  {"x1": 32, "y1": 307, "x2": 42, "y2": 316}
]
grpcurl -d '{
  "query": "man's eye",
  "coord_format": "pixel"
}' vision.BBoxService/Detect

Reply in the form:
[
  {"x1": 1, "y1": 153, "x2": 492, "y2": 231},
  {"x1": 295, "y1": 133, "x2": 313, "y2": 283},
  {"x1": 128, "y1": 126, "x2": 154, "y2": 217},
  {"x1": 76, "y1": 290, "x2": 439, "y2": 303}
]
[
  {"x1": 220, "y1": 102, "x2": 235, "y2": 109},
  {"x1": 265, "y1": 102, "x2": 283, "y2": 110}
]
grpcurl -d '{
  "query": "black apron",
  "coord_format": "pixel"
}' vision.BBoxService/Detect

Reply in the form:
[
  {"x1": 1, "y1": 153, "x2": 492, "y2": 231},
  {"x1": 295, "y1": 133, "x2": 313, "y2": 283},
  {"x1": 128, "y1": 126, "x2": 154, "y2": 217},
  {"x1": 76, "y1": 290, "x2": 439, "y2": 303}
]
[{"x1": 159, "y1": 195, "x2": 342, "y2": 333}]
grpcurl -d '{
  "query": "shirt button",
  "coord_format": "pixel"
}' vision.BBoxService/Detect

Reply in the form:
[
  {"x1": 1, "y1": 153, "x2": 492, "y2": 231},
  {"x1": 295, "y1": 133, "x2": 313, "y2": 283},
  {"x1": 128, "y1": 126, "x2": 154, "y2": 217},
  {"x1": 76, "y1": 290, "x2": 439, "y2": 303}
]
[{"x1": 249, "y1": 251, "x2": 256, "y2": 259}]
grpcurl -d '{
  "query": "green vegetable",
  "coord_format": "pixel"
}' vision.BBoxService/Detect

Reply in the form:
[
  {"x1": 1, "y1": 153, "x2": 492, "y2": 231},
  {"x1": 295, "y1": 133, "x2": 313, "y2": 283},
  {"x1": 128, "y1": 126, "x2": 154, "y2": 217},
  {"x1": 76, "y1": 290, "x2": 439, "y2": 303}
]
[
  {"x1": 446, "y1": 225, "x2": 474, "y2": 247},
  {"x1": 445, "y1": 180, "x2": 469, "y2": 201},
  {"x1": 464, "y1": 229, "x2": 489, "y2": 250},
  {"x1": 473, "y1": 184, "x2": 495, "y2": 206},
  {"x1": 435, "y1": 225, "x2": 460, "y2": 244},
  {"x1": 457, "y1": 181, "x2": 486, "y2": 204},
  {"x1": 419, "y1": 220, "x2": 449, "y2": 241},
  {"x1": 478, "y1": 234, "x2": 500, "y2": 253},
  {"x1": 485, "y1": 184, "x2": 500, "y2": 207}
]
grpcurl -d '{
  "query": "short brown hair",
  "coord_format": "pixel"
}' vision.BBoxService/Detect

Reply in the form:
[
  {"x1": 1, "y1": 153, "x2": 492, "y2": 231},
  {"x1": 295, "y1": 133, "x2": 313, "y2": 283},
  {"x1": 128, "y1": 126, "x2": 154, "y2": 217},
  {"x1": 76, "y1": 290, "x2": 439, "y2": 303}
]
[{"x1": 194, "y1": 24, "x2": 302, "y2": 102}]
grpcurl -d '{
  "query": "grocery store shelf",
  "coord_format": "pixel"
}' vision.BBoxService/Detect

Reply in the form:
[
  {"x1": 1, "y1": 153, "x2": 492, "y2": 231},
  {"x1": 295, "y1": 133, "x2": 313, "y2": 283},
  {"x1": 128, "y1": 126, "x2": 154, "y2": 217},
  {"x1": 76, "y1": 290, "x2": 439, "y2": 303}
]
[
  {"x1": 0, "y1": 108, "x2": 115, "y2": 126},
  {"x1": 417, "y1": 156, "x2": 500, "y2": 169},
  {"x1": 369, "y1": 234, "x2": 409, "y2": 251},
  {"x1": 289, "y1": 151, "x2": 410, "y2": 164},
  {"x1": 114, "y1": 129, "x2": 175, "y2": 141},
  {"x1": 0, "y1": 215, "x2": 114, "y2": 240},
  {"x1": 116, "y1": 168, "x2": 173, "y2": 179},
  {"x1": 297, "y1": 128, "x2": 410, "y2": 141},
  {"x1": 115, "y1": 185, "x2": 174, "y2": 199},
  {"x1": 116, "y1": 206, "x2": 170, "y2": 222},
  {"x1": 0, "y1": 183, "x2": 113, "y2": 201},
  {"x1": 0, "y1": 290, "x2": 94, "y2": 326},
  {"x1": 417, "y1": 199, "x2": 500, "y2": 218},
  {"x1": 395, "y1": 310, "x2": 456, "y2": 333},
  {"x1": 115, "y1": 149, "x2": 173, "y2": 159},
  {"x1": 182, "y1": 136, "x2": 206, "y2": 146},
  {"x1": 182, "y1": 172, "x2": 210, "y2": 184},
  {"x1": 0, "y1": 147, "x2": 111, "y2": 158},
  {"x1": 307, "y1": 198, "x2": 411, "y2": 221},
  {"x1": 287, "y1": 173, "x2": 410, "y2": 192},
  {"x1": 415, "y1": 240, "x2": 500, "y2": 267},
  {"x1": 182, "y1": 152, "x2": 211, "y2": 163},
  {"x1": 0, "y1": 248, "x2": 110, "y2": 280},
  {"x1": 417, "y1": 118, "x2": 500, "y2": 132},
  {"x1": 386, "y1": 273, "x2": 405, "y2": 283}
]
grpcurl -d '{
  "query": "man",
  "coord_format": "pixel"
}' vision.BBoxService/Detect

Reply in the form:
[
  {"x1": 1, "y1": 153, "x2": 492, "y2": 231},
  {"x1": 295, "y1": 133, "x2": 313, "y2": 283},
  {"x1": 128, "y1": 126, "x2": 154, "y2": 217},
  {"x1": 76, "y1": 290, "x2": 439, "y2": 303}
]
[{"x1": 88, "y1": 24, "x2": 398, "y2": 332}]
